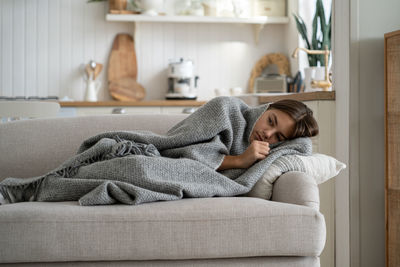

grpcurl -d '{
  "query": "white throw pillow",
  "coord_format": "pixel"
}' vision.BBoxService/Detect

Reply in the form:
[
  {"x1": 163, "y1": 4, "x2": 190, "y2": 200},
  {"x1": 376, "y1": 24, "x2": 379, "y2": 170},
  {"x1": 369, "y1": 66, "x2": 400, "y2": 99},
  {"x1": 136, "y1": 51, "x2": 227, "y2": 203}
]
[{"x1": 247, "y1": 153, "x2": 346, "y2": 200}]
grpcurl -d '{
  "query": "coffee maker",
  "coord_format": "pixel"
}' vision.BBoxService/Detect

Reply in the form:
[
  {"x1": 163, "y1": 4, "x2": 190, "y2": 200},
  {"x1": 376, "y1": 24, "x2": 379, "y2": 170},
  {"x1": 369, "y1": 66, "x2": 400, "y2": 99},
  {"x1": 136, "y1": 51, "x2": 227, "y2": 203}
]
[{"x1": 166, "y1": 58, "x2": 199, "y2": 100}]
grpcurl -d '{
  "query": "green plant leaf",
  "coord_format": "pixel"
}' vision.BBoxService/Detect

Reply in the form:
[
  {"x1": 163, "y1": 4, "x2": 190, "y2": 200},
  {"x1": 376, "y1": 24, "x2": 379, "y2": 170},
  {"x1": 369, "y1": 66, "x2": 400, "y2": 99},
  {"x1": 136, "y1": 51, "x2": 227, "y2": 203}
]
[
  {"x1": 292, "y1": 0, "x2": 332, "y2": 67},
  {"x1": 317, "y1": 0, "x2": 326, "y2": 32},
  {"x1": 293, "y1": 13, "x2": 311, "y2": 50},
  {"x1": 311, "y1": 10, "x2": 318, "y2": 51},
  {"x1": 327, "y1": 14, "x2": 332, "y2": 49}
]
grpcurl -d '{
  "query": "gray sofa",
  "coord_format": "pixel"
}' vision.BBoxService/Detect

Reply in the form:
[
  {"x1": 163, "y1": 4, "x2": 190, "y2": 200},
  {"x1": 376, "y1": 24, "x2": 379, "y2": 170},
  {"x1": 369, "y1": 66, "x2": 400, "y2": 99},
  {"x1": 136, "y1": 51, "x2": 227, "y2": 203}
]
[{"x1": 0, "y1": 114, "x2": 326, "y2": 266}]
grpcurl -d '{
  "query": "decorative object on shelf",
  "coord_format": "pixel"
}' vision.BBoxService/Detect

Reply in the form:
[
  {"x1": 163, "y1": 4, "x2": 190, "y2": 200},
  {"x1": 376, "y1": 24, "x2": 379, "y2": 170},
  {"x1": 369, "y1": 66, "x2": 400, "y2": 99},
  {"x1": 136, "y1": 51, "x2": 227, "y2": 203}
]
[
  {"x1": 293, "y1": 0, "x2": 331, "y2": 91},
  {"x1": 201, "y1": 0, "x2": 217, "y2": 16},
  {"x1": 215, "y1": 0, "x2": 235, "y2": 17},
  {"x1": 286, "y1": 71, "x2": 304, "y2": 93},
  {"x1": 175, "y1": 0, "x2": 204, "y2": 16},
  {"x1": 84, "y1": 60, "x2": 103, "y2": 102},
  {"x1": 190, "y1": 0, "x2": 205, "y2": 16},
  {"x1": 201, "y1": 0, "x2": 248, "y2": 18},
  {"x1": 231, "y1": 0, "x2": 252, "y2": 18},
  {"x1": 292, "y1": 46, "x2": 332, "y2": 91},
  {"x1": 253, "y1": 64, "x2": 287, "y2": 93},
  {"x1": 139, "y1": 0, "x2": 164, "y2": 16},
  {"x1": 253, "y1": 0, "x2": 286, "y2": 17},
  {"x1": 248, "y1": 53, "x2": 290, "y2": 93},
  {"x1": 166, "y1": 58, "x2": 199, "y2": 100},
  {"x1": 108, "y1": 34, "x2": 146, "y2": 101}
]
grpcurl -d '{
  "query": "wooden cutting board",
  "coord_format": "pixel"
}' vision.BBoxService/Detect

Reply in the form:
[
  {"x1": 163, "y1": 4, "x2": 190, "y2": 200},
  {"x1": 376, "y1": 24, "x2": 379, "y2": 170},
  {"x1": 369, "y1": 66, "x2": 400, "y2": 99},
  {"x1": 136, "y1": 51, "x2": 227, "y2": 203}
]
[
  {"x1": 108, "y1": 33, "x2": 145, "y2": 101},
  {"x1": 109, "y1": 77, "x2": 145, "y2": 101}
]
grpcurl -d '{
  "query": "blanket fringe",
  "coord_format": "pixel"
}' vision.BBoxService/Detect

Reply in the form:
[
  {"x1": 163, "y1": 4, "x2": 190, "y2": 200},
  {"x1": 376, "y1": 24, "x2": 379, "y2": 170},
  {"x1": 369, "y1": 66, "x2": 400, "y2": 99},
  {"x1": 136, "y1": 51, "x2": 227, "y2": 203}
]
[
  {"x1": 0, "y1": 176, "x2": 45, "y2": 203},
  {"x1": 53, "y1": 135, "x2": 160, "y2": 178}
]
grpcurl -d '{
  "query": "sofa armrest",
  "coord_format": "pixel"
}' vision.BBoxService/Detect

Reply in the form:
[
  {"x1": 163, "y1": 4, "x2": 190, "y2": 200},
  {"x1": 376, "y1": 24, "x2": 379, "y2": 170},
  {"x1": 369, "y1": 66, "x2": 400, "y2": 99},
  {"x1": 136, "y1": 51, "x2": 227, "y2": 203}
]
[{"x1": 271, "y1": 171, "x2": 320, "y2": 210}]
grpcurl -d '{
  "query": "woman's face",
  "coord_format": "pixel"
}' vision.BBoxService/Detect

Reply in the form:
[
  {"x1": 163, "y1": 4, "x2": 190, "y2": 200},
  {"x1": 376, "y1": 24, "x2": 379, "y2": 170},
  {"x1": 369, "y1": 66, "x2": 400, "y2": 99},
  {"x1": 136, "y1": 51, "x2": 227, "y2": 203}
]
[{"x1": 250, "y1": 108, "x2": 296, "y2": 144}]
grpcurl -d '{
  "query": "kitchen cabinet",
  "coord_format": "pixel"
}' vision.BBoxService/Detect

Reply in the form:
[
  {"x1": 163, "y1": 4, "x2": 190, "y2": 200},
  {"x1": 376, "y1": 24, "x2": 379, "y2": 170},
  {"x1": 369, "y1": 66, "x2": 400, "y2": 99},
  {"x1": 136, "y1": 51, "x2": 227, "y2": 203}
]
[
  {"x1": 385, "y1": 29, "x2": 400, "y2": 267},
  {"x1": 58, "y1": 100, "x2": 206, "y2": 117},
  {"x1": 61, "y1": 106, "x2": 199, "y2": 116}
]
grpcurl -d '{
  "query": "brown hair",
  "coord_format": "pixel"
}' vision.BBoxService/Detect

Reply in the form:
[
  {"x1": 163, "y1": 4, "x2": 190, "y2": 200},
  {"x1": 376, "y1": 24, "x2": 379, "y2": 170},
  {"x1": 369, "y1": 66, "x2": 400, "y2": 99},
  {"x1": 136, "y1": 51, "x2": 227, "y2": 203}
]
[{"x1": 268, "y1": 99, "x2": 319, "y2": 138}]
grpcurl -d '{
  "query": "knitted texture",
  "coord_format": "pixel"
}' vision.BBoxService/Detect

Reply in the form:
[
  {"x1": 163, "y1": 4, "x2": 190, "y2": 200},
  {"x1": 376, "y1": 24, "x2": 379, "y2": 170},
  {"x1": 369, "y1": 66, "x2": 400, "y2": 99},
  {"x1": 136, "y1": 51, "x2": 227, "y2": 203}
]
[{"x1": 0, "y1": 97, "x2": 312, "y2": 206}]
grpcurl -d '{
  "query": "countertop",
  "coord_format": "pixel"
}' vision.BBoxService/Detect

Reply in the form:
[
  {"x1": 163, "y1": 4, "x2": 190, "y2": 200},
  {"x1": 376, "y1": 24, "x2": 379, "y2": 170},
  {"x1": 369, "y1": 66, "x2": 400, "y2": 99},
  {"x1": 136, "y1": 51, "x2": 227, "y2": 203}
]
[
  {"x1": 59, "y1": 91, "x2": 335, "y2": 107},
  {"x1": 59, "y1": 100, "x2": 207, "y2": 107}
]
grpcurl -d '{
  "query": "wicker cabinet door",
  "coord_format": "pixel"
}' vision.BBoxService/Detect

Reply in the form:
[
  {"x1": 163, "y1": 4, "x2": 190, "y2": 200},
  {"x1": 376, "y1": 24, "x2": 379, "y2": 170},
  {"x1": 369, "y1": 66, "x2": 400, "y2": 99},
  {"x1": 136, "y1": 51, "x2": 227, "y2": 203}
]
[{"x1": 385, "y1": 29, "x2": 400, "y2": 267}]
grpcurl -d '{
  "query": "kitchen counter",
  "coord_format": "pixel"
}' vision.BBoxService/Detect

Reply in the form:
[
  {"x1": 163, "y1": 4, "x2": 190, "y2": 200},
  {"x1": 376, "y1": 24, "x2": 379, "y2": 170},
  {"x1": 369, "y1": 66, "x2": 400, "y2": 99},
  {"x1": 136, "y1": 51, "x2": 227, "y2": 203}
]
[
  {"x1": 257, "y1": 91, "x2": 335, "y2": 103},
  {"x1": 59, "y1": 92, "x2": 335, "y2": 107},
  {"x1": 59, "y1": 100, "x2": 207, "y2": 107}
]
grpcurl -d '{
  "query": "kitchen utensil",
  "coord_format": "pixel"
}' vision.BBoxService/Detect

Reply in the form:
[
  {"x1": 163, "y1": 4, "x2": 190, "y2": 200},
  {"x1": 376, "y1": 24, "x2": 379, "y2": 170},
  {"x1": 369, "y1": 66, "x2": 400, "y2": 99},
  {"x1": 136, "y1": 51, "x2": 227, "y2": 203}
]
[
  {"x1": 85, "y1": 64, "x2": 94, "y2": 80},
  {"x1": 93, "y1": 63, "x2": 103, "y2": 80},
  {"x1": 108, "y1": 33, "x2": 144, "y2": 101},
  {"x1": 109, "y1": 77, "x2": 145, "y2": 101},
  {"x1": 108, "y1": 34, "x2": 138, "y2": 81},
  {"x1": 90, "y1": 60, "x2": 96, "y2": 71}
]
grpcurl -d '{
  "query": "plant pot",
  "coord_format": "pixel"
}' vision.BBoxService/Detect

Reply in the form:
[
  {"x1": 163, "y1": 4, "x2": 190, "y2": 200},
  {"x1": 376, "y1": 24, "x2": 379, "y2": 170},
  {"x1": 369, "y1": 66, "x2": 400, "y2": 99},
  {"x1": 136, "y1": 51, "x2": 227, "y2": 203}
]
[
  {"x1": 109, "y1": 0, "x2": 127, "y2": 11},
  {"x1": 304, "y1": 66, "x2": 328, "y2": 92}
]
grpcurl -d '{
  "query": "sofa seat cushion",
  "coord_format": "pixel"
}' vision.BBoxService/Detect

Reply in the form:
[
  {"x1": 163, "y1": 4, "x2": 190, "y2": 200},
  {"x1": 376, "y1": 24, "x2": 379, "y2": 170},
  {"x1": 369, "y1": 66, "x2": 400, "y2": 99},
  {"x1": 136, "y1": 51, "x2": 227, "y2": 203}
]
[{"x1": 0, "y1": 197, "x2": 326, "y2": 263}]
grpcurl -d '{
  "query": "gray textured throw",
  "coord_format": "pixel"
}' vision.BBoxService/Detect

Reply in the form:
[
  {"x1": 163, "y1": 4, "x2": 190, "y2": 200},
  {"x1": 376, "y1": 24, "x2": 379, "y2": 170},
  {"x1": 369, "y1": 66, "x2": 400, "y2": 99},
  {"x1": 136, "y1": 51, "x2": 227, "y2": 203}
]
[{"x1": 0, "y1": 97, "x2": 312, "y2": 206}]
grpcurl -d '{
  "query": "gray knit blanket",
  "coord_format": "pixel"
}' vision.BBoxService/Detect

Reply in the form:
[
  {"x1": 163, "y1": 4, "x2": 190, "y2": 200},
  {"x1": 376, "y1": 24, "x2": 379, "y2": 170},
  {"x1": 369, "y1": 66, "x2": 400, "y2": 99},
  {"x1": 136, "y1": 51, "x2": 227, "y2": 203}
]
[{"x1": 0, "y1": 97, "x2": 312, "y2": 205}]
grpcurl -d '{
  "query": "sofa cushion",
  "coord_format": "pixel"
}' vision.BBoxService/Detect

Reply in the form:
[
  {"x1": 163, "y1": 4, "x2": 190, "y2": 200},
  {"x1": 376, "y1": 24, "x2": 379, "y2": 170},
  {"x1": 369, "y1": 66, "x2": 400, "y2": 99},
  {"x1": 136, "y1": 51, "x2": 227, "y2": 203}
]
[
  {"x1": 0, "y1": 197, "x2": 326, "y2": 263},
  {"x1": 0, "y1": 114, "x2": 187, "y2": 180}
]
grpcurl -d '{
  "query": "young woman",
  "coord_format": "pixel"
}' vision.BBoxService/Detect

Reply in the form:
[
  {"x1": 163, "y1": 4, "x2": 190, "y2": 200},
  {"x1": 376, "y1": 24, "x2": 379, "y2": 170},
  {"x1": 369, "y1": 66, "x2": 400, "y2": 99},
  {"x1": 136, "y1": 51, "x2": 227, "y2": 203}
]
[
  {"x1": 0, "y1": 97, "x2": 319, "y2": 205},
  {"x1": 218, "y1": 99, "x2": 318, "y2": 170}
]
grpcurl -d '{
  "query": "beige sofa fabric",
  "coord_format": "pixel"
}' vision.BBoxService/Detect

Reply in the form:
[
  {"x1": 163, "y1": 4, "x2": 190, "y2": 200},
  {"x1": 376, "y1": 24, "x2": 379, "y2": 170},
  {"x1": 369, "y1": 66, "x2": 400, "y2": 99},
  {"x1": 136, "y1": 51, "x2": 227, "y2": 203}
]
[
  {"x1": 1, "y1": 256, "x2": 320, "y2": 267},
  {"x1": 0, "y1": 114, "x2": 187, "y2": 180},
  {"x1": 0, "y1": 114, "x2": 325, "y2": 266},
  {"x1": 0, "y1": 197, "x2": 326, "y2": 263},
  {"x1": 272, "y1": 171, "x2": 320, "y2": 210}
]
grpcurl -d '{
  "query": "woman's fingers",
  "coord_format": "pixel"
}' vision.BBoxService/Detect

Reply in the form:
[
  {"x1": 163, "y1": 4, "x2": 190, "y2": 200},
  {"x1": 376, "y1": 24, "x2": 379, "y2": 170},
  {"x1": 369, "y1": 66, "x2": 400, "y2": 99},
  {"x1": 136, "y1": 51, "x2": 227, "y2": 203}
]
[{"x1": 252, "y1": 141, "x2": 270, "y2": 157}]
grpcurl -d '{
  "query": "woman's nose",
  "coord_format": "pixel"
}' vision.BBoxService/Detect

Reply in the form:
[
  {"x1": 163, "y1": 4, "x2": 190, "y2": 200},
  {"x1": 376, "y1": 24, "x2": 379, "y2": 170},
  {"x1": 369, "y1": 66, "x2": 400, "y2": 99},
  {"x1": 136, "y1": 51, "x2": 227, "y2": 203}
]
[{"x1": 264, "y1": 129, "x2": 275, "y2": 139}]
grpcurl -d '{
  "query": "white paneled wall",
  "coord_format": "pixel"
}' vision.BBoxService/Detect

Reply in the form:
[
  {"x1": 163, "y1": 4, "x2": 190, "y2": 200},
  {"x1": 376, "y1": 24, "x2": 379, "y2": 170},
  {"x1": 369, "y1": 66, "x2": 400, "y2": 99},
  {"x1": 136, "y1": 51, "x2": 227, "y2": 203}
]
[{"x1": 0, "y1": 0, "x2": 289, "y2": 101}]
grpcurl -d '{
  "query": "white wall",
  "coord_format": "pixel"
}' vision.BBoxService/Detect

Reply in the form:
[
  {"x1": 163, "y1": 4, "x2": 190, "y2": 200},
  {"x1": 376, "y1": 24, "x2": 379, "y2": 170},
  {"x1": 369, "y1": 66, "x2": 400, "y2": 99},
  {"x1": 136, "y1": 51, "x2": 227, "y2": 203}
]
[
  {"x1": 0, "y1": 0, "x2": 289, "y2": 101},
  {"x1": 352, "y1": 0, "x2": 400, "y2": 266}
]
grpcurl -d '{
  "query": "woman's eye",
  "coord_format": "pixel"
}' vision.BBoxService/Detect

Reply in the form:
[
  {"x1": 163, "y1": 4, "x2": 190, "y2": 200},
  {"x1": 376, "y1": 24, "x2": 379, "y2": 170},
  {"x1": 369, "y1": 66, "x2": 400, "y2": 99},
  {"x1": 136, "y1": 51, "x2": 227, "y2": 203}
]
[{"x1": 268, "y1": 117, "x2": 273, "y2": 125}]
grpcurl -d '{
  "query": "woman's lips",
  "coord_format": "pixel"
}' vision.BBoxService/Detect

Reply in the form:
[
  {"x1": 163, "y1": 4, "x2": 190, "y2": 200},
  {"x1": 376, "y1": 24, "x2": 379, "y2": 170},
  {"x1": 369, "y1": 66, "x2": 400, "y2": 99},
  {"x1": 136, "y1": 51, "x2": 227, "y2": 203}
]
[{"x1": 256, "y1": 132, "x2": 263, "y2": 141}]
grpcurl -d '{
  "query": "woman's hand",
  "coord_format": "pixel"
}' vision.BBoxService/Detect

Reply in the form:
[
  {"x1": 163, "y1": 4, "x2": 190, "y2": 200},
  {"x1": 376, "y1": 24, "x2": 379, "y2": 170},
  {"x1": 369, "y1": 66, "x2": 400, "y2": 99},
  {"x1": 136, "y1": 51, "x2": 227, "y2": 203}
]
[
  {"x1": 216, "y1": 140, "x2": 270, "y2": 171},
  {"x1": 237, "y1": 140, "x2": 270, "y2": 168}
]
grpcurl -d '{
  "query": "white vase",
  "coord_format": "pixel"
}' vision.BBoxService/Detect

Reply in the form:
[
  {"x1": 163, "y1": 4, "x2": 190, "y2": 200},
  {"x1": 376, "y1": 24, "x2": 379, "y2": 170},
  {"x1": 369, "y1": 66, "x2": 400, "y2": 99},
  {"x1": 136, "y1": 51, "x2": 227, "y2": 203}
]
[
  {"x1": 85, "y1": 80, "x2": 101, "y2": 102},
  {"x1": 304, "y1": 66, "x2": 326, "y2": 92}
]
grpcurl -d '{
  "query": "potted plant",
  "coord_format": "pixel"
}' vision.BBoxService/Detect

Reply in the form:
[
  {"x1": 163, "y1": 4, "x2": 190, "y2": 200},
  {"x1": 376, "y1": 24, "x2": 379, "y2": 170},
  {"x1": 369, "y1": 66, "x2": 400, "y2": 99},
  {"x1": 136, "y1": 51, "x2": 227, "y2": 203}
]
[{"x1": 293, "y1": 0, "x2": 331, "y2": 91}]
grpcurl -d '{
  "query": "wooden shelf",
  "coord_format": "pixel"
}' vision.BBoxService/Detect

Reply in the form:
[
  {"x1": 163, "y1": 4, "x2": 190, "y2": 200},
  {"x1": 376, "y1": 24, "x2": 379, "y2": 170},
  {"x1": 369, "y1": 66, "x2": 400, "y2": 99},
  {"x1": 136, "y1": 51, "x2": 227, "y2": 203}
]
[
  {"x1": 106, "y1": 14, "x2": 289, "y2": 24},
  {"x1": 257, "y1": 91, "x2": 335, "y2": 103},
  {"x1": 106, "y1": 14, "x2": 288, "y2": 44}
]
